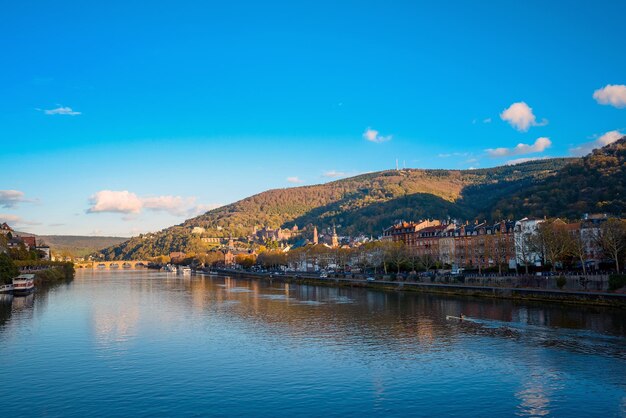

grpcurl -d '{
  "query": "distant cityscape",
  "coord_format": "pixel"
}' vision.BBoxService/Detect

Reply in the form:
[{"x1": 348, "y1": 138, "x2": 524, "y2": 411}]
[{"x1": 80, "y1": 213, "x2": 625, "y2": 276}]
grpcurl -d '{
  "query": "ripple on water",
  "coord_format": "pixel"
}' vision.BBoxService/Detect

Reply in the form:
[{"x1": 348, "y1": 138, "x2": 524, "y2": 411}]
[{"x1": 0, "y1": 270, "x2": 624, "y2": 417}]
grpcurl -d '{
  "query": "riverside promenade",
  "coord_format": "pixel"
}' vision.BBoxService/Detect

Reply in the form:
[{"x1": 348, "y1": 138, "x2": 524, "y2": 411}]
[{"x1": 205, "y1": 268, "x2": 626, "y2": 307}]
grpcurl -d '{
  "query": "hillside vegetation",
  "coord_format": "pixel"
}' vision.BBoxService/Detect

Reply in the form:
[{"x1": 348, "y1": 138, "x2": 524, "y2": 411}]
[
  {"x1": 39, "y1": 235, "x2": 128, "y2": 257},
  {"x1": 100, "y1": 137, "x2": 626, "y2": 260},
  {"x1": 493, "y1": 137, "x2": 626, "y2": 218},
  {"x1": 100, "y1": 158, "x2": 574, "y2": 260}
]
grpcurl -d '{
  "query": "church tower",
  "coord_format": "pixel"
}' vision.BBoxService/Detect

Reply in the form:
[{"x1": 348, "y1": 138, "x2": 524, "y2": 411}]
[
  {"x1": 313, "y1": 226, "x2": 319, "y2": 245},
  {"x1": 331, "y1": 225, "x2": 339, "y2": 248},
  {"x1": 228, "y1": 235, "x2": 234, "y2": 249}
]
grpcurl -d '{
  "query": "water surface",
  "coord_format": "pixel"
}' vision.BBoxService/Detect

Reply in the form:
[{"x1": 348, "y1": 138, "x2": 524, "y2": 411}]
[{"x1": 1, "y1": 270, "x2": 625, "y2": 417}]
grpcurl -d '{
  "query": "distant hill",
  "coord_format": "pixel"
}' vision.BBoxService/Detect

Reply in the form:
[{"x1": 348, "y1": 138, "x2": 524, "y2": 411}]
[
  {"x1": 100, "y1": 157, "x2": 577, "y2": 260},
  {"x1": 37, "y1": 235, "x2": 128, "y2": 257}
]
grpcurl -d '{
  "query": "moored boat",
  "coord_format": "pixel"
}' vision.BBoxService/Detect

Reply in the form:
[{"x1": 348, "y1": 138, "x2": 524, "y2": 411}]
[
  {"x1": 12, "y1": 274, "x2": 35, "y2": 296},
  {"x1": 179, "y1": 266, "x2": 191, "y2": 276},
  {"x1": 0, "y1": 283, "x2": 14, "y2": 294},
  {"x1": 163, "y1": 264, "x2": 177, "y2": 273}
]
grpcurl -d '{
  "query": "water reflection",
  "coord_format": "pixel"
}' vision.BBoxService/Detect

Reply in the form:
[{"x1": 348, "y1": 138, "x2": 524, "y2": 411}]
[{"x1": 0, "y1": 270, "x2": 624, "y2": 417}]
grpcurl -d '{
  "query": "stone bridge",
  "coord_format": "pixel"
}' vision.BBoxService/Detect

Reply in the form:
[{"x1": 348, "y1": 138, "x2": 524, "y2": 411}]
[{"x1": 74, "y1": 260, "x2": 150, "y2": 270}]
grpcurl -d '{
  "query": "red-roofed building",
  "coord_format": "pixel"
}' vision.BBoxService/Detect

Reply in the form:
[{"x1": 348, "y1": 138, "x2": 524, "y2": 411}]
[
  {"x1": 1, "y1": 223, "x2": 13, "y2": 235},
  {"x1": 21, "y1": 236, "x2": 37, "y2": 250}
]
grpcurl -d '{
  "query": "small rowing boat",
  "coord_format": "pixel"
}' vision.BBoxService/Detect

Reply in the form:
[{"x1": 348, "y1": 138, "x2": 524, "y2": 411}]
[{"x1": 446, "y1": 315, "x2": 477, "y2": 323}]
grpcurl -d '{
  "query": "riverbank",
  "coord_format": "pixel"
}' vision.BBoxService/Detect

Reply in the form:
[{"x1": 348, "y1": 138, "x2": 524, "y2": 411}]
[
  {"x1": 18, "y1": 262, "x2": 76, "y2": 285},
  {"x1": 206, "y1": 269, "x2": 626, "y2": 308}
]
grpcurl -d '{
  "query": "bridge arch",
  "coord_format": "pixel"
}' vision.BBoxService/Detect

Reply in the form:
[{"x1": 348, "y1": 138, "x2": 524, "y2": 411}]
[{"x1": 74, "y1": 261, "x2": 150, "y2": 270}]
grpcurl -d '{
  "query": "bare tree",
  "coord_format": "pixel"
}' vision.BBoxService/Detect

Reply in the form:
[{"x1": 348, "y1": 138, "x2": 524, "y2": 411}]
[
  {"x1": 596, "y1": 218, "x2": 626, "y2": 273},
  {"x1": 534, "y1": 220, "x2": 571, "y2": 271},
  {"x1": 355, "y1": 246, "x2": 369, "y2": 273},
  {"x1": 406, "y1": 245, "x2": 421, "y2": 273},
  {"x1": 384, "y1": 241, "x2": 407, "y2": 274},
  {"x1": 515, "y1": 230, "x2": 535, "y2": 274},
  {"x1": 419, "y1": 252, "x2": 438, "y2": 273},
  {"x1": 566, "y1": 230, "x2": 588, "y2": 275}
]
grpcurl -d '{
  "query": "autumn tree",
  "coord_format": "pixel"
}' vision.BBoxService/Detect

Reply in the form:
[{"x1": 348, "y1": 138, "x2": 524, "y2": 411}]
[
  {"x1": 256, "y1": 250, "x2": 286, "y2": 270},
  {"x1": 235, "y1": 254, "x2": 255, "y2": 268}
]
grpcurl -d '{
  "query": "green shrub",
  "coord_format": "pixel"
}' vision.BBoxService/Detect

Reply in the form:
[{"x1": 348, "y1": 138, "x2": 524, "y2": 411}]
[
  {"x1": 0, "y1": 253, "x2": 19, "y2": 284},
  {"x1": 556, "y1": 276, "x2": 567, "y2": 289},
  {"x1": 608, "y1": 274, "x2": 626, "y2": 291}
]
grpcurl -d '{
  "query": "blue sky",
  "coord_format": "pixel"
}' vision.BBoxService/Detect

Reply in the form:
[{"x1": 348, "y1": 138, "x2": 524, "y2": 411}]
[{"x1": 1, "y1": 1, "x2": 625, "y2": 236}]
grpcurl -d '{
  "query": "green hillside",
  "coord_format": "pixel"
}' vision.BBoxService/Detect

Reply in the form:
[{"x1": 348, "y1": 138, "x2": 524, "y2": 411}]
[
  {"x1": 100, "y1": 157, "x2": 575, "y2": 260},
  {"x1": 493, "y1": 136, "x2": 626, "y2": 218}
]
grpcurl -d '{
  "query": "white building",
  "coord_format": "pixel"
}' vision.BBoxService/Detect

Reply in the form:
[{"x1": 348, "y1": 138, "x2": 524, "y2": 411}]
[{"x1": 514, "y1": 217, "x2": 544, "y2": 269}]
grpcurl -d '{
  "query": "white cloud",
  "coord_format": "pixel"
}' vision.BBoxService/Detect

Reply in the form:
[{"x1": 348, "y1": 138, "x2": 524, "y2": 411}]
[
  {"x1": 143, "y1": 195, "x2": 196, "y2": 216},
  {"x1": 486, "y1": 137, "x2": 552, "y2": 157},
  {"x1": 505, "y1": 157, "x2": 549, "y2": 165},
  {"x1": 500, "y1": 102, "x2": 547, "y2": 131},
  {"x1": 87, "y1": 190, "x2": 221, "y2": 218},
  {"x1": 0, "y1": 214, "x2": 40, "y2": 226},
  {"x1": 593, "y1": 84, "x2": 626, "y2": 108},
  {"x1": 286, "y1": 176, "x2": 303, "y2": 184},
  {"x1": 483, "y1": 118, "x2": 492, "y2": 123},
  {"x1": 187, "y1": 203, "x2": 223, "y2": 217},
  {"x1": 322, "y1": 170, "x2": 348, "y2": 178},
  {"x1": 569, "y1": 130, "x2": 624, "y2": 156},
  {"x1": 42, "y1": 106, "x2": 81, "y2": 116},
  {"x1": 0, "y1": 190, "x2": 28, "y2": 208},
  {"x1": 363, "y1": 127, "x2": 392, "y2": 143},
  {"x1": 438, "y1": 152, "x2": 469, "y2": 158},
  {"x1": 0, "y1": 214, "x2": 21, "y2": 224},
  {"x1": 87, "y1": 191, "x2": 143, "y2": 214}
]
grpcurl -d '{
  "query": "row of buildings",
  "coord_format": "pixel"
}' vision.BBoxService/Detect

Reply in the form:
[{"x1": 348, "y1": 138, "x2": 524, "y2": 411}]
[
  {"x1": 382, "y1": 214, "x2": 610, "y2": 271},
  {"x1": 191, "y1": 224, "x2": 346, "y2": 248},
  {"x1": 1, "y1": 223, "x2": 51, "y2": 260}
]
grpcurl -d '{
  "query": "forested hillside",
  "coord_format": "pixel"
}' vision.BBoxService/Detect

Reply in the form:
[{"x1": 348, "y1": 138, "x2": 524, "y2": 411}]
[
  {"x1": 100, "y1": 157, "x2": 575, "y2": 260},
  {"x1": 492, "y1": 136, "x2": 626, "y2": 218}
]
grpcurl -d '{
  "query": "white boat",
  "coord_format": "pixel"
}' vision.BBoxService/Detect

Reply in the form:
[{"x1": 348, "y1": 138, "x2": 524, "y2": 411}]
[
  {"x1": 0, "y1": 283, "x2": 14, "y2": 294},
  {"x1": 163, "y1": 264, "x2": 177, "y2": 273},
  {"x1": 179, "y1": 266, "x2": 191, "y2": 276},
  {"x1": 12, "y1": 274, "x2": 35, "y2": 296}
]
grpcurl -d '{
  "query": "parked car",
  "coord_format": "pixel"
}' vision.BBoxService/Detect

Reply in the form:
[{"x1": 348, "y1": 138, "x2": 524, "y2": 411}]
[{"x1": 366, "y1": 277, "x2": 376, "y2": 282}]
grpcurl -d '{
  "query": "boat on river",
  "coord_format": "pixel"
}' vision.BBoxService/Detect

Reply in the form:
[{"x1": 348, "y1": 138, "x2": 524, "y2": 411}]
[
  {"x1": 179, "y1": 266, "x2": 191, "y2": 276},
  {"x1": 163, "y1": 264, "x2": 177, "y2": 273},
  {"x1": 12, "y1": 274, "x2": 35, "y2": 296},
  {"x1": 0, "y1": 283, "x2": 14, "y2": 294},
  {"x1": 446, "y1": 315, "x2": 477, "y2": 323}
]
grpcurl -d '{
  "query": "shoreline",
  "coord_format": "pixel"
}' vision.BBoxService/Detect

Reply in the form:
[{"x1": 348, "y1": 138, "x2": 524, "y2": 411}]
[{"x1": 203, "y1": 269, "x2": 626, "y2": 308}]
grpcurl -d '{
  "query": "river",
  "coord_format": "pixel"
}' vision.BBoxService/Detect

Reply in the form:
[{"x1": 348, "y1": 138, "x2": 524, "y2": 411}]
[{"x1": 0, "y1": 270, "x2": 625, "y2": 417}]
